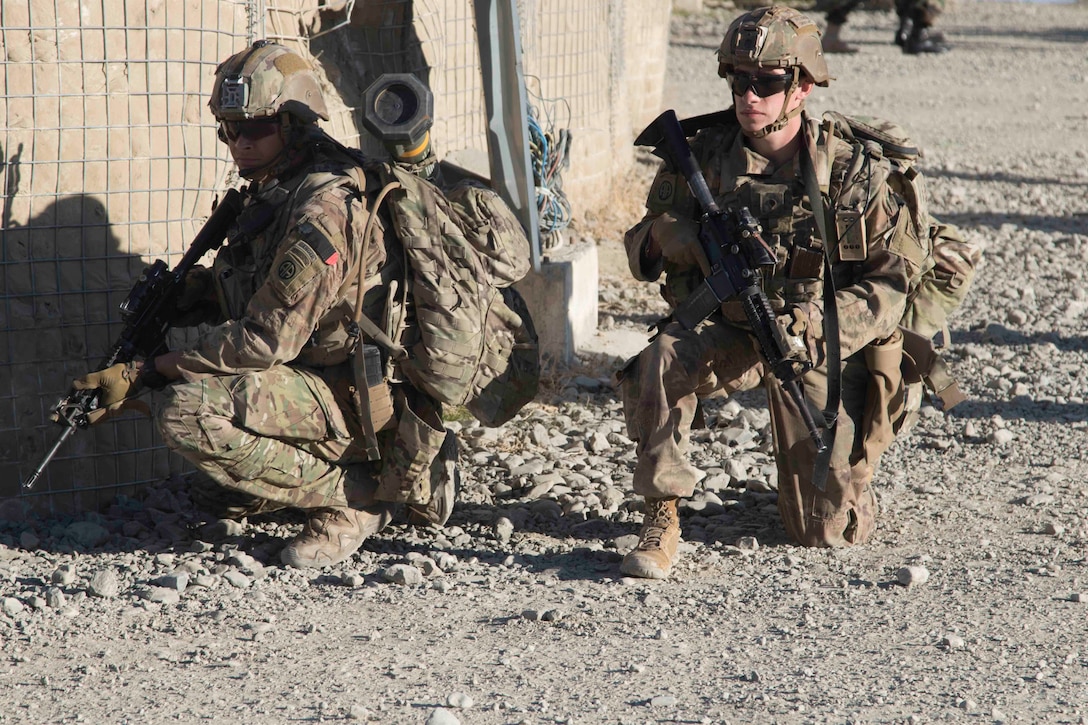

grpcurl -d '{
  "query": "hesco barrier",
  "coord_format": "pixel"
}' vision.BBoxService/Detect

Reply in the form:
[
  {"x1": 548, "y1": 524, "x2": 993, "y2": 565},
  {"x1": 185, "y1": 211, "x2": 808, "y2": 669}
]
[{"x1": 0, "y1": 0, "x2": 669, "y2": 513}]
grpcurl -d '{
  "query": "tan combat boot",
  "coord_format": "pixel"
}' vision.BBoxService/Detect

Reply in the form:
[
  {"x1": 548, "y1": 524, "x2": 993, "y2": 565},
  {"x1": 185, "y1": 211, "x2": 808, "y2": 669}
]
[
  {"x1": 620, "y1": 497, "x2": 681, "y2": 579},
  {"x1": 822, "y1": 23, "x2": 858, "y2": 54},
  {"x1": 280, "y1": 504, "x2": 393, "y2": 568}
]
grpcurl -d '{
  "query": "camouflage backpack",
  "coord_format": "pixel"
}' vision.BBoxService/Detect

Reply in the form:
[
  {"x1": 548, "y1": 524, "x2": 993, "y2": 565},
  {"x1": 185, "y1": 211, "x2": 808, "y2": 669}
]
[
  {"x1": 369, "y1": 162, "x2": 540, "y2": 427},
  {"x1": 826, "y1": 112, "x2": 981, "y2": 407}
]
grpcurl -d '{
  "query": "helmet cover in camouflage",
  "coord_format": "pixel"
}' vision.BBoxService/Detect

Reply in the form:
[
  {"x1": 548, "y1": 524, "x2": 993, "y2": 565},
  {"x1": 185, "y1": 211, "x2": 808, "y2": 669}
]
[
  {"x1": 209, "y1": 40, "x2": 330, "y2": 123},
  {"x1": 717, "y1": 6, "x2": 832, "y2": 87}
]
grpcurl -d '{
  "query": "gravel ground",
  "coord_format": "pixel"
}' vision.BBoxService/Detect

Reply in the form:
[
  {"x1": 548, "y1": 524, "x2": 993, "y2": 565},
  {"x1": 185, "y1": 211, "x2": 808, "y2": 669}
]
[{"x1": 3, "y1": 2, "x2": 1088, "y2": 724}]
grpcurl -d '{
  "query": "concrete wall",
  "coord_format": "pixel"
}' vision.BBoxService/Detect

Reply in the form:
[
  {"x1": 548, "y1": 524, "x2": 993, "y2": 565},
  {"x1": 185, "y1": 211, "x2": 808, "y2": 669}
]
[{"x1": 0, "y1": 0, "x2": 671, "y2": 511}]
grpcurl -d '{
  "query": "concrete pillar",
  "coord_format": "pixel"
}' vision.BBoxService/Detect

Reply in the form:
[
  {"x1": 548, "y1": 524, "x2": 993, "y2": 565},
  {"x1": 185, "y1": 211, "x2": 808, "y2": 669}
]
[{"x1": 515, "y1": 240, "x2": 599, "y2": 365}]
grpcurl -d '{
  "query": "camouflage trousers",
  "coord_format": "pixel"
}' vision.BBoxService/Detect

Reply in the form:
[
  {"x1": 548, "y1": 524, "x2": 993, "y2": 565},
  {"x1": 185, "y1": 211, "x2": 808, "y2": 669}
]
[
  {"x1": 620, "y1": 317, "x2": 901, "y2": 548},
  {"x1": 154, "y1": 365, "x2": 379, "y2": 512},
  {"x1": 818, "y1": 0, "x2": 945, "y2": 25}
]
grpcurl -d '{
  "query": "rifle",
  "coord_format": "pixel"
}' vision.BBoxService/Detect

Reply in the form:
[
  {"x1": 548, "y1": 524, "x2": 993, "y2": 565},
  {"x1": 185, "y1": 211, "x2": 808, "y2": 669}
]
[
  {"x1": 22, "y1": 188, "x2": 244, "y2": 490},
  {"x1": 635, "y1": 110, "x2": 826, "y2": 456}
]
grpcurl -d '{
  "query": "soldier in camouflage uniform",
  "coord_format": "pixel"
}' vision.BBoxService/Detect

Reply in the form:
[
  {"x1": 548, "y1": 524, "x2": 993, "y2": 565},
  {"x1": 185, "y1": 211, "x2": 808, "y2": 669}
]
[
  {"x1": 68, "y1": 41, "x2": 456, "y2": 568},
  {"x1": 818, "y1": 0, "x2": 950, "y2": 54},
  {"x1": 618, "y1": 6, "x2": 933, "y2": 579}
]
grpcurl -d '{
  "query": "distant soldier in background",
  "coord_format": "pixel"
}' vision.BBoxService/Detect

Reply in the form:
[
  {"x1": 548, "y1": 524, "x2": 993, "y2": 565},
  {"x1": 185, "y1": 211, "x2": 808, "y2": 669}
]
[{"x1": 820, "y1": 0, "x2": 951, "y2": 54}]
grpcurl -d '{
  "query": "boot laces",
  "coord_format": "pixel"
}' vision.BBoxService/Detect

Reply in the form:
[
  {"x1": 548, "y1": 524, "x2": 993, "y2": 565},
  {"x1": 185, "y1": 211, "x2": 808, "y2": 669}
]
[
  {"x1": 303, "y1": 508, "x2": 343, "y2": 536},
  {"x1": 640, "y1": 501, "x2": 675, "y2": 549}
]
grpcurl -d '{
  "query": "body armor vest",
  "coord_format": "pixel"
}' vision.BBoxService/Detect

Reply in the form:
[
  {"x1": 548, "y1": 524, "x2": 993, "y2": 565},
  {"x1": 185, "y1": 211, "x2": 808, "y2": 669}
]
[
  {"x1": 212, "y1": 149, "x2": 403, "y2": 368},
  {"x1": 658, "y1": 115, "x2": 881, "y2": 324}
]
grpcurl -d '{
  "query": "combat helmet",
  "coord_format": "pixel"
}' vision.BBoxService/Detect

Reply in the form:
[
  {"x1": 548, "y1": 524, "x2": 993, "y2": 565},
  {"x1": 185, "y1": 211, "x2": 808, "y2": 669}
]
[
  {"x1": 209, "y1": 40, "x2": 329, "y2": 124},
  {"x1": 717, "y1": 6, "x2": 831, "y2": 137},
  {"x1": 718, "y1": 6, "x2": 832, "y2": 86}
]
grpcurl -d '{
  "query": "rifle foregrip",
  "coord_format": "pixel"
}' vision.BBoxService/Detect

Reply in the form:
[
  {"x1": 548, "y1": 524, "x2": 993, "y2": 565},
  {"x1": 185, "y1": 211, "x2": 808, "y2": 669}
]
[{"x1": 741, "y1": 291, "x2": 783, "y2": 365}]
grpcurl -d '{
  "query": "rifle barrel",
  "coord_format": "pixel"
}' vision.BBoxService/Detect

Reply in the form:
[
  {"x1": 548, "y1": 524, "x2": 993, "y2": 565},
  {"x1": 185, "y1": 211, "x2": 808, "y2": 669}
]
[{"x1": 22, "y1": 425, "x2": 76, "y2": 490}]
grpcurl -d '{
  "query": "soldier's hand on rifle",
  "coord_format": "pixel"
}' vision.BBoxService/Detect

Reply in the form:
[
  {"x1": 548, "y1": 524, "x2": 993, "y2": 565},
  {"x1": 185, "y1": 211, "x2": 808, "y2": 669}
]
[
  {"x1": 60, "y1": 362, "x2": 151, "y2": 425},
  {"x1": 650, "y1": 212, "x2": 707, "y2": 270},
  {"x1": 171, "y1": 265, "x2": 219, "y2": 326},
  {"x1": 777, "y1": 303, "x2": 824, "y2": 368}
]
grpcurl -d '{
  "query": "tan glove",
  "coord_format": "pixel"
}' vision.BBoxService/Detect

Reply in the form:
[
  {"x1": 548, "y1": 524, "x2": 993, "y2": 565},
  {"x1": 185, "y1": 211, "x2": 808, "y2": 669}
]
[
  {"x1": 650, "y1": 212, "x2": 704, "y2": 268},
  {"x1": 63, "y1": 362, "x2": 151, "y2": 425},
  {"x1": 776, "y1": 303, "x2": 824, "y2": 369}
]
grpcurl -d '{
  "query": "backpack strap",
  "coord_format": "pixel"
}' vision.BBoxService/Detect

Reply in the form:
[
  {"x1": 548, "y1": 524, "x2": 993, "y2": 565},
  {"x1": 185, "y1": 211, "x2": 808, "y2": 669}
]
[
  {"x1": 328, "y1": 173, "x2": 406, "y2": 458},
  {"x1": 900, "y1": 326, "x2": 966, "y2": 410},
  {"x1": 349, "y1": 176, "x2": 408, "y2": 360}
]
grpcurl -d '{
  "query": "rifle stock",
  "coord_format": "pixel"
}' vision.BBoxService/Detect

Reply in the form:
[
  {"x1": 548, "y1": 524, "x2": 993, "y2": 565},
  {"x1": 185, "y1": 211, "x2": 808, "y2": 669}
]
[
  {"x1": 21, "y1": 188, "x2": 243, "y2": 490},
  {"x1": 636, "y1": 110, "x2": 826, "y2": 457}
]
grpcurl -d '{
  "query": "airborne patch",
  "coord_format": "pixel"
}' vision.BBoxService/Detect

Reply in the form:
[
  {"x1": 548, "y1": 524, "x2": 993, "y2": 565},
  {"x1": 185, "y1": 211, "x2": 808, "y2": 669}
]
[
  {"x1": 647, "y1": 172, "x2": 679, "y2": 213},
  {"x1": 270, "y1": 240, "x2": 323, "y2": 306},
  {"x1": 277, "y1": 258, "x2": 298, "y2": 281}
]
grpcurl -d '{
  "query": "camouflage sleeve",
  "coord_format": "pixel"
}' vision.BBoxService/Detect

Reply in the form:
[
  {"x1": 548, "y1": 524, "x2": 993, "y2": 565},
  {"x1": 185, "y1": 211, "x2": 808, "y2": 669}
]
[
  {"x1": 624, "y1": 136, "x2": 709, "y2": 282},
  {"x1": 831, "y1": 184, "x2": 925, "y2": 358},
  {"x1": 175, "y1": 185, "x2": 370, "y2": 379},
  {"x1": 624, "y1": 164, "x2": 675, "y2": 282},
  {"x1": 624, "y1": 217, "x2": 659, "y2": 282}
]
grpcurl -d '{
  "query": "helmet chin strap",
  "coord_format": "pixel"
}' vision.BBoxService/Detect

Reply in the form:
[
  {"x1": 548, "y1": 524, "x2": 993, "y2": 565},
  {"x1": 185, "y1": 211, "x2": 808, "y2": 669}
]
[
  {"x1": 749, "y1": 67, "x2": 803, "y2": 139},
  {"x1": 237, "y1": 152, "x2": 284, "y2": 181}
]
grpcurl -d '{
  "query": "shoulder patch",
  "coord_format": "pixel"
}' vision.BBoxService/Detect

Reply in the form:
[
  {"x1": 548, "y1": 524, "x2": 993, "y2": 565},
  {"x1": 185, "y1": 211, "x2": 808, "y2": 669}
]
[
  {"x1": 296, "y1": 218, "x2": 341, "y2": 266},
  {"x1": 887, "y1": 207, "x2": 929, "y2": 271},
  {"x1": 647, "y1": 171, "x2": 680, "y2": 213},
  {"x1": 270, "y1": 240, "x2": 325, "y2": 306}
]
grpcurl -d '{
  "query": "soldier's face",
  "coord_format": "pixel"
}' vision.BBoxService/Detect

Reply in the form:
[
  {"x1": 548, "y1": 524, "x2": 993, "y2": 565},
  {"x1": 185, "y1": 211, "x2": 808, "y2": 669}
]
[
  {"x1": 224, "y1": 119, "x2": 286, "y2": 179},
  {"x1": 730, "y1": 63, "x2": 811, "y2": 135}
]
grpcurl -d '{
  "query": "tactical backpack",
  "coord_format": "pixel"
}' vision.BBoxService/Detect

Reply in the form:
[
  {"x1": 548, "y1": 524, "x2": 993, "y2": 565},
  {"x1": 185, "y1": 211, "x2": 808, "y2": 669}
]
[
  {"x1": 363, "y1": 162, "x2": 540, "y2": 428},
  {"x1": 824, "y1": 112, "x2": 980, "y2": 407}
]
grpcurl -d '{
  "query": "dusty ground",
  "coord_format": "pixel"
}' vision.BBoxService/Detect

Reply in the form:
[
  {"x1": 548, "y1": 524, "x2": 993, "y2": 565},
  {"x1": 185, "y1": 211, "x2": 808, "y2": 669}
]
[{"x1": 3, "y1": 2, "x2": 1088, "y2": 724}]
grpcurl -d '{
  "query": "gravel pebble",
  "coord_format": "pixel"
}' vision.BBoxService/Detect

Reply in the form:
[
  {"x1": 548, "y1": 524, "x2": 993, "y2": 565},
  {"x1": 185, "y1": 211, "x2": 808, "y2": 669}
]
[
  {"x1": 446, "y1": 692, "x2": 473, "y2": 709},
  {"x1": 88, "y1": 569, "x2": 121, "y2": 598},
  {"x1": 2, "y1": 597, "x2": 24, "y2": 617},
  {"x1": 425, "y1": 708, "x2": 461, "y2": 725},
  {"x1": 897, "y1": 565, "x2": 930, "y2": 587},
  {"x1": 382, "y1": 564, "x2": 423, "y2": 586}
]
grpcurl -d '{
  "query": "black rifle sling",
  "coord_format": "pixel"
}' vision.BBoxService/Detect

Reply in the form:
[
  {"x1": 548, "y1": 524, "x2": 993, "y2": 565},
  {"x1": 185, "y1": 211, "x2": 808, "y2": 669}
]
[{"x1": 799, "y1": 137, "x2": 840, "y2": 493}]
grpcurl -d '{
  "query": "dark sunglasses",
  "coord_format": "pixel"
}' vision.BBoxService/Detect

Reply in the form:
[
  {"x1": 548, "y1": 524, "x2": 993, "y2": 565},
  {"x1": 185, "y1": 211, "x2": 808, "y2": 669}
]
[
  {"x1": 217, "y1": 117, "x2": 281, "y2": 143},
  {"x1": 728, "y1": 71, "x2": 793, "y2": 98}
]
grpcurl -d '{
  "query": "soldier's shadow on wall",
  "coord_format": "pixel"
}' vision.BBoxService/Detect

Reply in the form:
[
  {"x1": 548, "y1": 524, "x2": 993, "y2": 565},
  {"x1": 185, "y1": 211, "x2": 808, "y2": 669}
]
[{"x1": 1, "y1": 185, "x2": 154, "y2": 510}]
